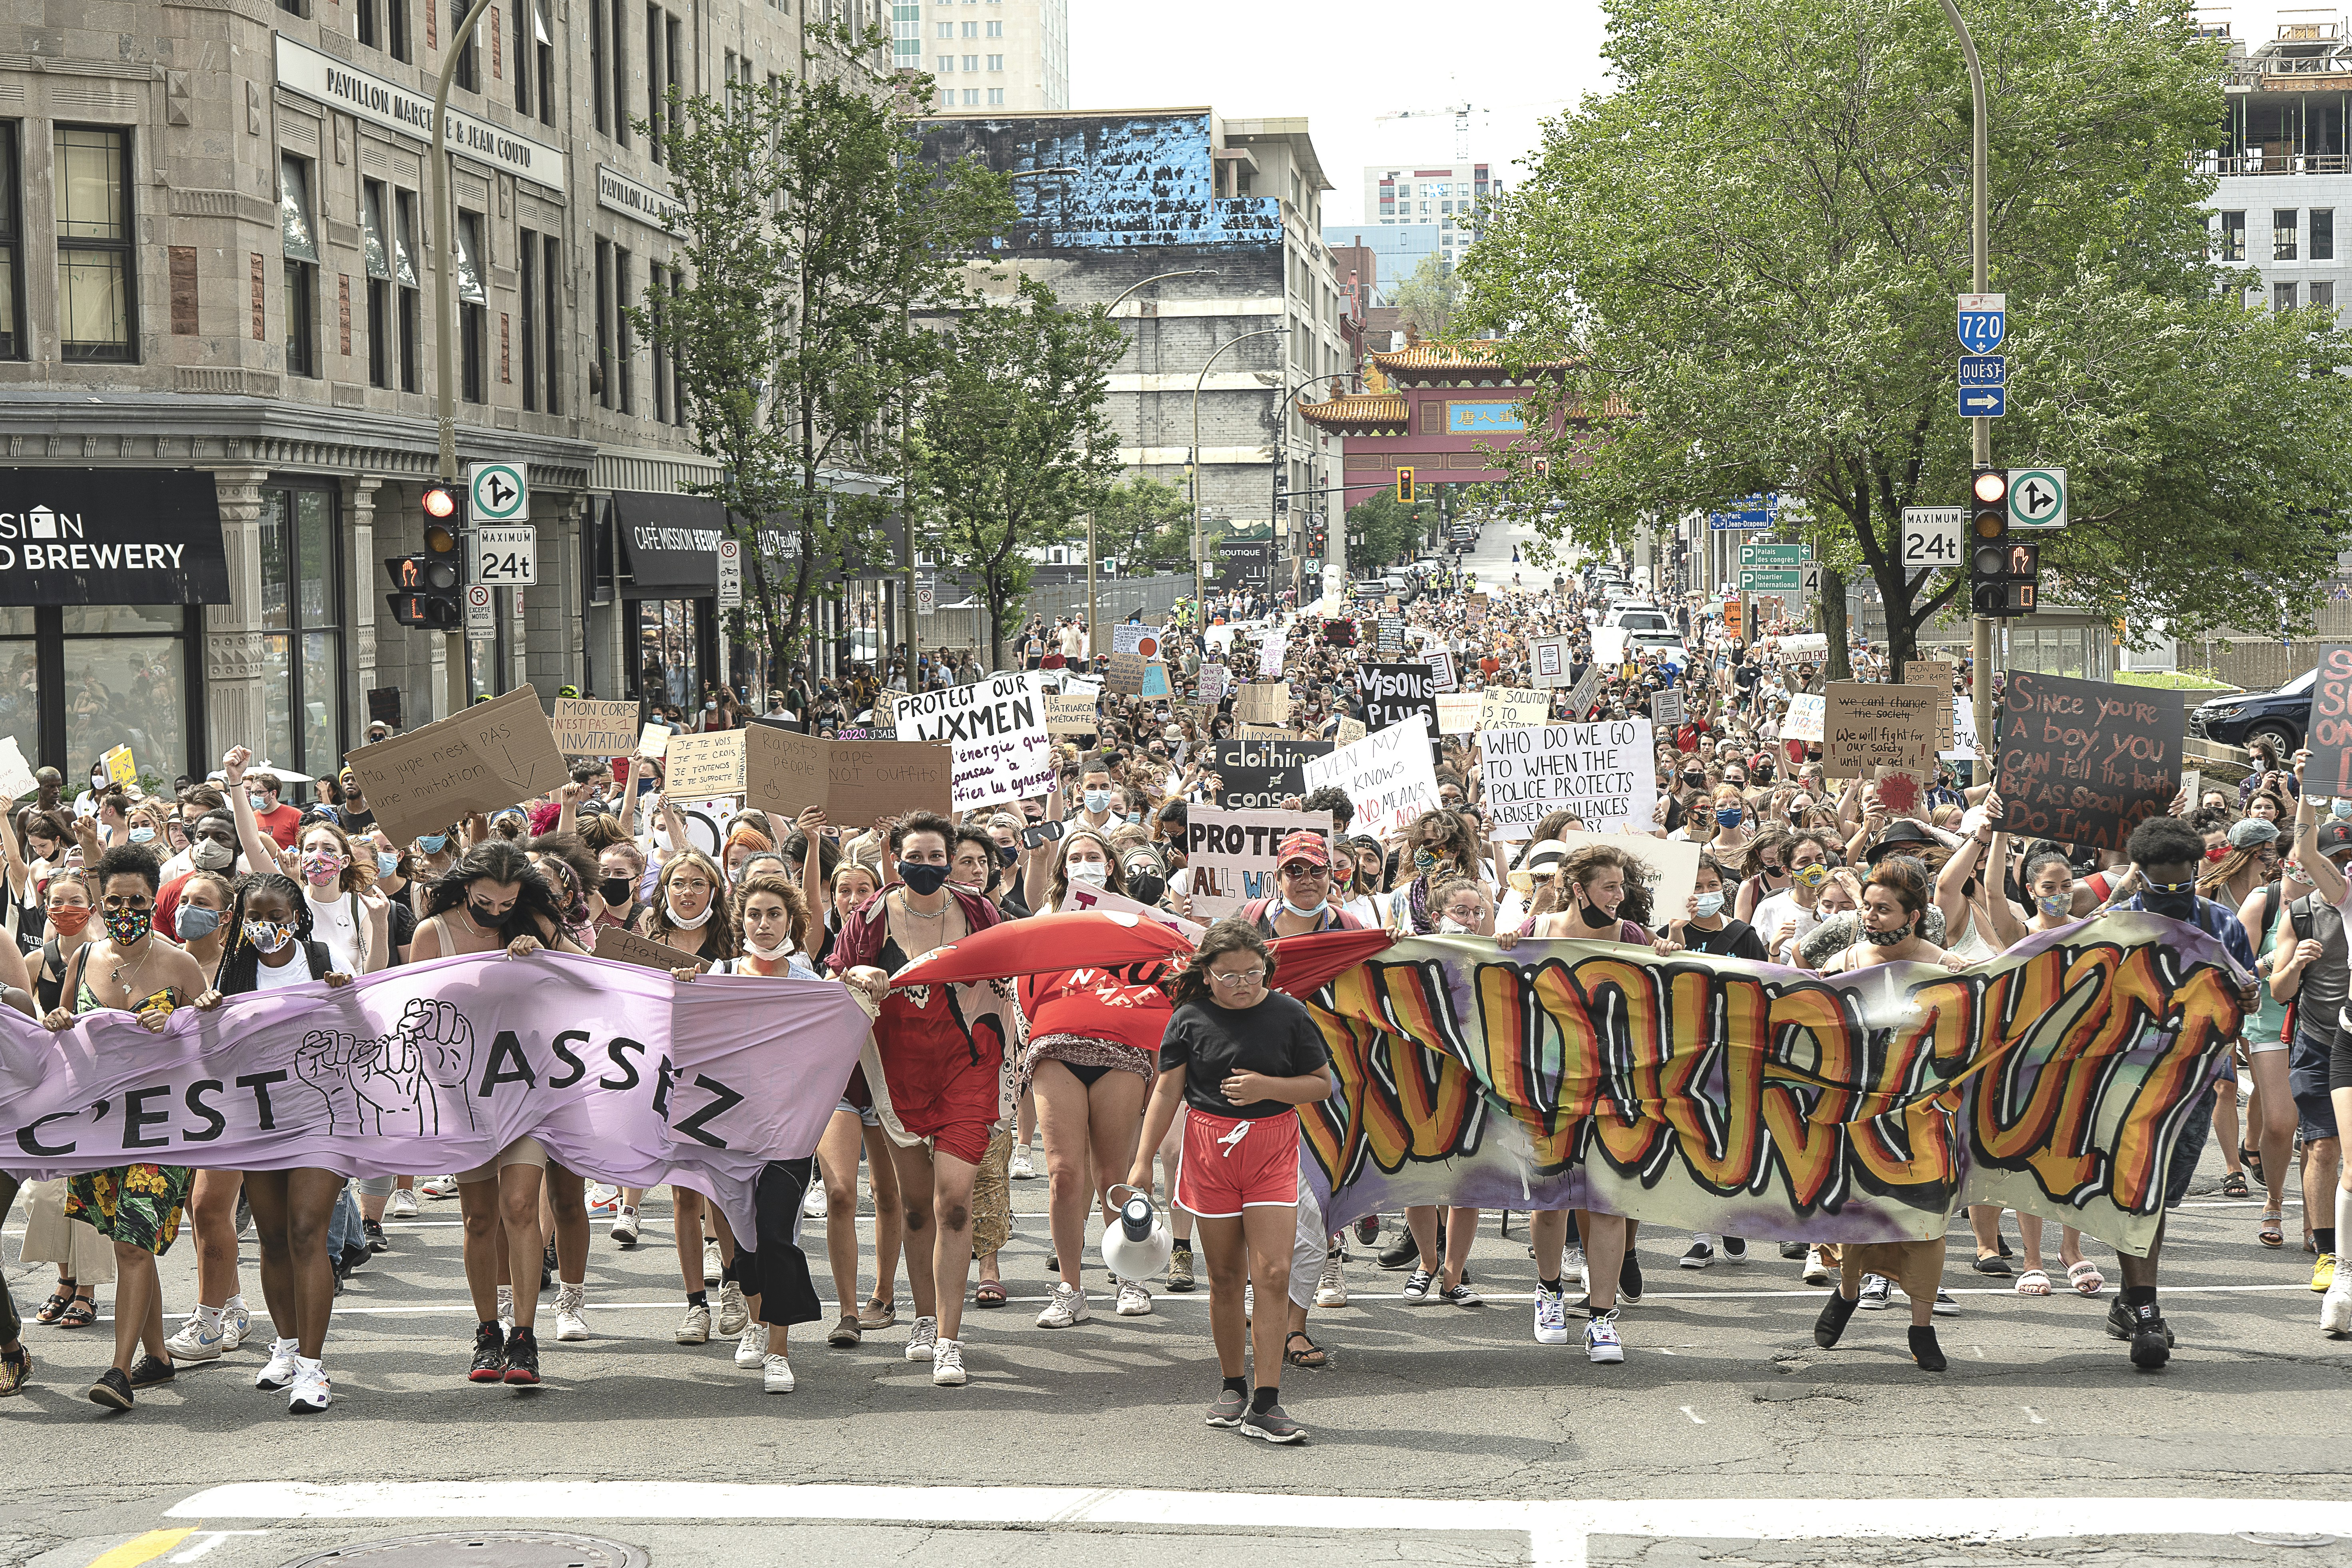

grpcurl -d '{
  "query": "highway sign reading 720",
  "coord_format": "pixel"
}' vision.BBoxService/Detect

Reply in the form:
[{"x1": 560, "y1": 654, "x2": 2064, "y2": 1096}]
[{"x1": 1957, "y1": 293, "x2": 2005, "y2": 354}]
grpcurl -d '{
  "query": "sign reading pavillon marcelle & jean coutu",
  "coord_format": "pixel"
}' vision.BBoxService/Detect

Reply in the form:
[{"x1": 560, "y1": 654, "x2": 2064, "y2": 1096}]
[
  {"x1": 0, "y1": 470, "x2": 232, "y2": 606},
  {"x1": 274, "y1": 35, "x2": 567, "y2": 189}
]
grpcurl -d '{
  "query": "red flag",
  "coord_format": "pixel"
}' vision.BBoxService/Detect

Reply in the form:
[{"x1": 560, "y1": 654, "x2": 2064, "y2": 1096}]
[
  {"x1": 1269, "y1": 927, "x2": 1395, "y2": 996},
  {"x1": 887, "y1": 911, "x2": 1193, "y2": 987}
]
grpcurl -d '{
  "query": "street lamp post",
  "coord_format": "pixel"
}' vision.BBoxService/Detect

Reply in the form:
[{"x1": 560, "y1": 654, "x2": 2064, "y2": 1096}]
[
  {"x1": 1939, "y1": 0, "x2": 1997, "y2": 764},
  {"x1": 1191, "y1": 327, "x2": 1287, "y2": 608}
]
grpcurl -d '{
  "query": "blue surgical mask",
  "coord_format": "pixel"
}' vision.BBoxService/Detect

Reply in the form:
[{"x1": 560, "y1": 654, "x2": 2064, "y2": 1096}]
[
  {"x1": 1693, "y1": 892, "x2": 1724, "y2": 918},
  {"x1": 1715, "y1": 807, "x2": 1743, "y2": 829},
  {"x1": 1282, "y1": 895, "x2": 1327, "y2": 919},
  {"x1": 2333, "y1": 800, "x2": 2352, "y2": 821},
  {"x1": 248, "y1": 793, "x2": 270, "y2": 813},
  {"x1": 1083, "y1": 789, "x2": 1111, "y2": 813},
  {"x1": 1125, "y1": 811, "x2": 1142, "y2": 825},
  {"x1": 176, "y1": 905, "x2": 221, "y2": 941},
  {"x1": 376, "y1": 851, "x2": 401, "y2": 876},
  {"x1": 418, "y1": 834, "x2": 449, "y2": 854},
  {"x1": 128, "y1": 825, "x2": 154, "y2": 844}
]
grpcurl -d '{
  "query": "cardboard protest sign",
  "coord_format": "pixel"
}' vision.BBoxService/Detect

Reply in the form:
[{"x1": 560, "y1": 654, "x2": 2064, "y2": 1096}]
[
  {"x1": 893, "y1": 673, "x2": 1054, "y2": 810},
  {"x1": 593, "y1": 924, "x2": 705, "y2": 973},
  {"x1": 1427, "y1": 649, "x2": 1458, "y2": 693},
  {"x1": 1435, "y1": 693, "x2": 1483, "y2": 736},
  {"x1": 1360, "y1": 663, "x2": 1439, "y2": 739},
  {"x1": 1185, "y1": 807, "x2": 1334, "y2": 919},
  {"x1": 1104, "y1": 652, "x2": 1147, "y2": 695},
  {"x1": 742, "y1": 724, "x2": 953, "y2": 822},
  {"x1": 1904, "y1": 660, "x2": 1956, "y2": 748},
  {"x1": 1112, "y1": 624, "x2": 1150, "y2": 657},
  {"x1": 552, "y1": 699, "x2": 642, "y2": 758},
  {"x1": 346, "y1": 685, "x2": 569, "y2": 847},
  {"x1": 1995, "y1": 671, "x2": 2181, "y2": 852},
  {"x1": 662, "y1": 729, "x2": 748, "y2": 797},
  {"x1": 1197, "y1": 663, "x2": 1231, "y2": 703},
  {"x1": 1565, "y1": 666, "x2": 1602, "y2": 718},
  {"x1": 1303, "y1": 714, "x2": 1441, "y2": 837},
  {"x1": 1555, "y1": 831, "x2": 1700, "y2": 927},
  {"x1": 1651, "y1": 687, "x2": 1687, "y2": 729},
  {"x1": 0, "y1": 737, "x2": 35, "y2": 801},
  {"x1": 1209, "y1": 735, "x2": 1335, "y2": 809},
  {"x1": 1480, "y1": 719, "x2": 1658, "y2": 841},
  {"x1": 1783, "y1": 693, "x2": 1826, "y2": 743},
  {"x1": 2307, "y1": 644, "x2": 2352, "y2": 796},
  {"x1": 1823, "y1": 683, "x2": 1942, "y2": 776},
  {"x1": 1377, "y1": 617, "x2": 1404, "y2": 653},
  {"x1": 102, "y1": 745, "x2": 136, "y2": 788},
  {"x1": 1334, "y1": 717, "x2": 1367, "y2": 746},
  {"x1": 1233, "y1": 682, "x2": 1291, "y2": 726},
  {"x1": 1529, "y1": 634, "x2": 1572, "y2": 689},
  {"x1": 1043, "y1": 692, "x2": 1100, "y2": 737},
  {"x1": 1239, "y1": 723, "x2": 1291, "y2": 740},
  {"x1": 1141, "y1": 662, "x2": 1172, "y2": 699},
  {"x1": 1479, "y1": 686, "x2": 1549, "y2": 728}
]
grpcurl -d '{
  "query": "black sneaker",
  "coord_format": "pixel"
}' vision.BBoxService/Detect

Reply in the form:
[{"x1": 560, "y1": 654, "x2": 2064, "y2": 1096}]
[
  {"x1": 1206, "y1": 1386, "x2": 1247, "y2": 1428},
  {"x1": 1354, "y1": 1215, "x2": 1381, "y2": 1246},
  {"x1": 468, "y1": 1323, "x2": 507, "y2": 1383},
  {"x1": 87, "y1": 1367, "x2": 134, "y2": 1409},
  {"x1": 339, "y1": 1241, "x2": 369, "y2": 1274},
  {"x1": 126, "y1": 1354, "x2": 175, "y2": 1389},
  {"x1": 1778, "y1": 1241, "x2": 1808, "y2": 1261},
  {"x1": 1240, "y1": 1401, "x2": 1306, "y2": 1444},
  {"x1": 2131, "y1": 1316, "x2": 2173, "y2": 1371},
  {"x1": 1619, "y1": 1249, "x2": 1644, "y2": 1304},
  {"x1": 502, "y1": 1327, "x2": 541, "y2": 1385},
  {"x1": 1721, "y1": 1237, "x2": 1747, "y2": 1263},
  {"x1": 364, "y1": 1219, "x2": 390, "y2": 1254}
]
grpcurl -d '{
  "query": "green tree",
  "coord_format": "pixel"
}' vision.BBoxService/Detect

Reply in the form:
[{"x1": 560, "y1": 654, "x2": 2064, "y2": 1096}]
[
  {"x1": 1461, "y1": 0, "x2": 2352, "y2": 673},
  {"x1": 628, "y1": 23, "x2": 1013, "y2": 679},
  {"x1": 1094, "y1": 475, "x2": 1194, "y2": 571},
  {"x1": 1393, "y1": 252, "x2": 1462, "y2": 340},
  {"x1": 1344, "y1": 492, "x2": 1435, "y2": 572},
  {"x1": 915, "y1": 276, "x2": 1127, "y2": 667}
]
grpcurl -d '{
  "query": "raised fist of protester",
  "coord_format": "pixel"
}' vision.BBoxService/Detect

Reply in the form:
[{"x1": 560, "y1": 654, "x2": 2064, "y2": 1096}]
[
  {"x1": 221, "y1": 745, "x2": 251, "y2": 788},
  {"x1": 796, "y1": 806, "x2": 827, "y2": 835}
]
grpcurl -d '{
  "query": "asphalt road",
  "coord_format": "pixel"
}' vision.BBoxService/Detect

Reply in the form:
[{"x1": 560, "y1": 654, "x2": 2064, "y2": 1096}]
[{"x1": 11, "y1": 525, "x2": 2352, "y2": 1568}]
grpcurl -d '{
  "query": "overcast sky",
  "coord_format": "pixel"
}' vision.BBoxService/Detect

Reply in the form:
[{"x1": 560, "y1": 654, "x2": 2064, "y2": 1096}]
[{"x1": 1067, "y1": 0, "x2": 1617, "y2": 228}]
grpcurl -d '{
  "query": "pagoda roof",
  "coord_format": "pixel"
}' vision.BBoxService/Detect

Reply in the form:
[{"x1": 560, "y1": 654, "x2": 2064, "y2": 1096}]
[
  {"x1": 1368, "y1": 341, "x2": 1574, "y2": 375},
  {"x1": 1296, "y1": 391, "x2": 1409, "y2": 430}
]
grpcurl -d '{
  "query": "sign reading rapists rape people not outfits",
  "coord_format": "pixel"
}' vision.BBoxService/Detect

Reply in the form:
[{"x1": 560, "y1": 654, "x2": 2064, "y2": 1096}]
[
  {"x1": 1302, "y1": 714, "x2": 1441, "y2": 837},
  {"x1": 1480, "y1": 719, "x2": 1657, "y2": 840},
  {"x1": 1292, "y1": 913, "x2": 2245, "y2": 1256},
  {"x1": 893, "y1": 673, "x2": 1053, "y2": 810},
  {"x1": 740, "y1": 724, "x2": 952, "y2": 822},
  {"x1": 344, "y1": 685, "x2": 569, "y2": 847},
  {"x1": 0, "y1": 953, "x2": 870, "y2": 1239}
]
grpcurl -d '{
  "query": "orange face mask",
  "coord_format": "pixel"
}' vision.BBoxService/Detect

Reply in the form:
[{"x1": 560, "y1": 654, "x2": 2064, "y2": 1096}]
[{"x1": 47, "y1": 905, "x2": 91, "y2": 935}]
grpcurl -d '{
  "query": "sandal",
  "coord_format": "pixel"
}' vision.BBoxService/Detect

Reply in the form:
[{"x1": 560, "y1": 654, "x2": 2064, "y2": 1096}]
[
  {"x1": 2014, "y1": 1268, "x2": 2052, "y2": 1296},
  {"x1": 973, "y1": 1281, "x2": 1007, "y2": 1309},
  {"x1": 2066, "y1": 1260, "x2": 2104, "y2": 1297},
  {"x1": 1284, "y1": 1330, "x2": 1327, "y2": 1369},
  {"x1": 2260, "y1": 1211, "x2": 2286, "y2": 1249},
  {"x1": 59, "y1": 1297, "x2": 96, "y2": 1329},
  {"x1": 2245, "y1": 1145, "x2": 2266, "y2": 1189},
  {"x1": 33, "y1": 1283, "x2": 75, "y2": 1326},
  {"x1": 2221, "y1": 1170, "x2": 2250, "y2": 1198}
]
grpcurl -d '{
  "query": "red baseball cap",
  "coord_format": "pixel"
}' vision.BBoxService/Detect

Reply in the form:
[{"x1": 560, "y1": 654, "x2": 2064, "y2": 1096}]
[{"x1": 1276, "y1": 830, "x2": 1330, "y2": 868}]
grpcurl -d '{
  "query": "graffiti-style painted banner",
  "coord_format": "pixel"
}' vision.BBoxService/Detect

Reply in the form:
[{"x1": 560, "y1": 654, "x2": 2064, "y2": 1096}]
[{"x1": 1299, "y1": 915, "x2": 2243, "y2": 1256}]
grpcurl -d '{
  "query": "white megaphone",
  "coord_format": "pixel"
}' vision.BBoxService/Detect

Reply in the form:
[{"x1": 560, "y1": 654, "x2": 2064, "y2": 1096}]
[{"x1": 1100, "y1": 1183, "x2": 1173, "y2": 1281}]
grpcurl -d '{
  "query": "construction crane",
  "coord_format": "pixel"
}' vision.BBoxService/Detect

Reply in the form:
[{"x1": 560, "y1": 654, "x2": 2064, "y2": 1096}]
[{"x1": 1376, "y1": 102, "x2": 1477, "y2": 160}]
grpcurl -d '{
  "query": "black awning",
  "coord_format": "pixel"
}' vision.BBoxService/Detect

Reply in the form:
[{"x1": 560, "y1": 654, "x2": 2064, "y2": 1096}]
[
  {"x1": 611, "y1": 488, "x2": 725, "y2": 595},
  {"x1": 0, "y1": 468, "x2": 231, "y2": 605}
]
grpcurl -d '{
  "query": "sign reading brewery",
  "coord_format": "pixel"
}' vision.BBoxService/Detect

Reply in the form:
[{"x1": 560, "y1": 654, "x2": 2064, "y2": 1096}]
[
  {"x1": 274, "y1": 35, "x2": 567, "y2": 189},
  {"x1": 0, "y1": 470, "x2": 230, "y2": 606},
  {"x1": 597, "y1": 165, "x2": 684, "y2": 231}
]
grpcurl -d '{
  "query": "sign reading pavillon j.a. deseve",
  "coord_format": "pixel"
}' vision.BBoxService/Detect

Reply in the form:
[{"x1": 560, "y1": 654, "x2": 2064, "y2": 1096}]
[{"x1": 0, "y1": 470, "x2": 232, "y2": 606}]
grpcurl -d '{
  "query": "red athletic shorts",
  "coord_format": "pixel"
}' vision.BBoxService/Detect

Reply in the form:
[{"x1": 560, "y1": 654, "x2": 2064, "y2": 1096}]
[{"x1": 1175, "y1": 1109, "x2": 1301, "y2": 1219}]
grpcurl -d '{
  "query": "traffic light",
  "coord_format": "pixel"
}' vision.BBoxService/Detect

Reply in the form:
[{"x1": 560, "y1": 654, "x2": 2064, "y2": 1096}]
[
  {"x1": 1969, "y1": 466, "x2": 2010, "y2": 617},
  {"x1": 1274, "y1": 471, "x2": 1290, "y2": 516},
  {"x1": 1396, "y1": 466, "x2": 1415, "y2": 504},
  {"x1": 391, "y1": 481, "x2": 466, "y2": 630}
]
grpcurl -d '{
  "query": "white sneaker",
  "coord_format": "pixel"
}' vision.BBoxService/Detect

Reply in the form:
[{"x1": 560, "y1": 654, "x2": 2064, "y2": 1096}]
[
  {"x1": 675, "y1": 1302, "x2": 712, "y2": 1345},
  {"x1": 1858, "y1": 1274, "x2": 1892, "y2": 1310},
  {"x1": 931, "y1": 1336, "x2": 967, "y2": 1386},
  {"x1": 703, "y1": 1239, "x2": 724, "y2": 1285},
  {"x1": 1036, "y1": 1283, "x2": 1089, "y2": 1328},
  {"x1": 1585, "y1": 1307, "x2": 1625, "y2": 1364},
  {"x1": 286, "y1": 1358, "x2": 331, "y2": 1414},
  {"x1": 1565, "y1": 1245, "x2": 1589, "y2": 1293},
  {"x1": 1679, "y1": 1235, "x2": 1716, "y2": 1269},
  {"x1": 585, "y1": 1182, "x2": 620, "y2": 1214},
  {"x1": 1009, "y1": 1144, "x2": 1036, "y2": 1180},
  {"x1": 219, "y1": 1299, "x2": 251, "y2": 1350},
  {"x1": 389, "y1": 1188, "x2": 420, "y2": 1219},
  {"x1": 1115, "y1": 1280, "x2": 1153, "y2": 1317},
  {"x1": 763, "y1": 1351, "x2": 795, "y2": 1393},
  {"x1": 255, "y1": 1336, "x2": 301, "y2": 1391},
  {"x1": 2323, "y1": 1285, "x2": 2352, "y2": 1337},
  {"x1": 554, "y1": 1285, "x2": 589, "y2": 1342},
  {"x1": 1802, "y1": 1246, "x2": 1834, "y2": 1285},
  {"x1": 419, "y1": 1174, "x2": 461, "y2": 1199},
  {"x1": 610, "y1": 1206, "x2": 640, "y2": 1247},
  {"x1": 496, "y1": 1284, "x2": 514, "y2": 1336},
  {"x1": 734, "y1": 1322, "x2": 769, "y2": 1367},
  {"x1": 1534, "y1": 1284, "x2": 1570, "y2": 1345},
  {"x1": 165, "y1": 1310, "x2": 230, "y2": 1362},
  {"x1": 1314, "y1": 1247, "x2": 1347, "y2": 1308},
  {"x1": 904, "y1": 1315, "x2": 939, "y2": 1361},
  {"x1": 717, "y1": 1281, "x2": 750, "y2": 1336},
  {"x1": 802, "y1": 1183, "x2": 828, "y2": 1219}
]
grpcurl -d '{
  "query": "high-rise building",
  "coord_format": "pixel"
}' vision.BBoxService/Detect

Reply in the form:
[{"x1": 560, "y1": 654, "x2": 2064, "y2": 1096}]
[
  {"x1": 2203, "y1": 20, "x2": 2348, "y2": 327},
  {"x1": 904, "y1": 0, "x2": 1069, "y2": 112},
  {"x1": 1363, "y1": 161, "x2": 1503, "y2": 268}
]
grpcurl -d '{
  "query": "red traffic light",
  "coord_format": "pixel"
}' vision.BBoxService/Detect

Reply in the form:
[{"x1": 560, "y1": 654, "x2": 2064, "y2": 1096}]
[
  {"x1": 1971, "y1": 469, "x2": 2008, "y2": 505},
  {"x1": 422, "y1": 483, "x2": 460, "y2": 520}
]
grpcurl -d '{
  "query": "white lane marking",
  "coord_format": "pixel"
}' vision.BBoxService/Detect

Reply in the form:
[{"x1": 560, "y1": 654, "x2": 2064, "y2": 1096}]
[
  {"x1": 168, "y1": 1533, "x2": 270, "y2": 1564},
  {"x1": 1678, "y1": 1405, "x2": 1705, "y2": 1425},
  {"x1": 2021, "y1": 1407, "x2": 2045, "y2": 1425},
  {"x1": 159, "y1": 1486, "x2": 2352, "y2": 1568}
]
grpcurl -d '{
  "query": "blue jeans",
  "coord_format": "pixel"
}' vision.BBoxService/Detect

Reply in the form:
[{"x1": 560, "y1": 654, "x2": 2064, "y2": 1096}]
[
  {"x1": 325, "y1": 1181, "x2": 361, "y2": 1257},
  {"x1": 2163, "y1": 1083, "x2": 2218, "y2": 1211}
]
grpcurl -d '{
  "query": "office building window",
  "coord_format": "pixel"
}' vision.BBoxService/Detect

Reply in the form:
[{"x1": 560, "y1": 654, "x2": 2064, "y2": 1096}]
[
  {"x1": 279, "y1": 155, "x2": 320, "y2": 378},
  {"x1": 393, "y1": 189, "x2": 420, "y2": 391},
  {"x1": 2317, "y1": 208, "x2": 2336, "y2": 262},
  {"x1": 962, "y1": 19, "x2": 976, "y2": 34},
  {"x1": 594, "y1": 237, "x2": 612, "y2": 406},
  {"x1": 963, "y1": 88, "x2": 978, "y2": 105},
  {"x1": 986, "y1": 18, "x2": 999, "y2": 32},
  {"x1": 2313, "y1": 280, "x2": 2337, "y2": 312},
  {"x1": 453, "y1": 0, "x2": 479, "y2": 90},
  {"x1": 614, "y1": 245, "x2": 634, "y2": 414},
  {"x1": 590, "y1": 0, "x2": 606, "y2": 131},
  {"x1": 519, "y1": 226, "x2": 540, "y2": 410},
  {"x1": 0, "y1": 124, "x2": 20, "y2": 360},
  {"x1": 2276, "y1": 208, "x2": 2299, "y2": 261},
  {"x1": 539, "y1": 235, "x2": 562, "y2": 414},
  {"x1": 2217, "y1": 209, "x2": 2245, "y2": 261},
  {"x1": 936, "y1": 20, "x2": 951, "y2": 35},
  {"x1": 986, "y1": 53, "x2": 1001, "y2": 69},
  {"x1": 54, "y1": 125, "x2": 134, "y2": 363},
  {"x1": 939, "y1": 54, "x2": 953, "y2": 70},
  {"x1": 361, "y1": 180, "x2": 391, "y2": 388},
  {"x1": 987, "y1": 87, "x2": 1003, "y2": 105},
  {"x1": 357, "y1": 0, "x2": 379, "y2": 48},
  {"x1": 257, "y1": 486, "x2": 345, "y2": 778},
  {"x1": 646, "y1": 6, "x2": 666, "y2": 160},
  {"x1": 664, "y1": 265, "x2": 682, "y2": 423},
  {"x1": 2275, "y1": 280, "x2": 2298, "y2": 311},
  {"x1": 962, "y1": 53, "x2": 977, "y2": 70},
  {"x1": 456, "y1": 210, "x2": 486, "y2": 402},
  {"x1": 650, "y1": 262, "x2": 669, "y2": 425},
  {"x1": 515, "y1": 2, "x2": 534, "y2": 115},
  {"x1": 609, "y1": 0, "x2": 629, "y2": 146},
  {"x1": 387, "y1": 0, "x2": 409, "y2": 59}
]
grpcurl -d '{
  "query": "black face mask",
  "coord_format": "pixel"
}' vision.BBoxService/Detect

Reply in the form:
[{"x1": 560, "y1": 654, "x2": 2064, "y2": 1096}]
[
  {"x1": 2142, "y1": 889, "x2": 2199, "y2": 922},
  {"x1": 1128, "y1": 873, "x2": 1166, "y2": 905},
  {"x1": 899, "y1": 862, "x2": 952, "y2": 897},
  {"x1": 995, "y1": 843, "x2": 1020, "y2": 868},
  {"x1": 598, "y1": 876, "x2": 633, "y2": 909}
]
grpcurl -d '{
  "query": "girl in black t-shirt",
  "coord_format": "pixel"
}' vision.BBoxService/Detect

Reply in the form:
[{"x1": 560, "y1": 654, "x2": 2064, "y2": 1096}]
[{"x1": 1130, "y1": 920, "x2": 1331, "y2": 1445}]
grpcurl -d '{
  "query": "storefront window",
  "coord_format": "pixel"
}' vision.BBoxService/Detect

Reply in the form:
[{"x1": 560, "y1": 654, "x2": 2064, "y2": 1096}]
[
  {"x1": 258, "y1": 487, "x2": 343, "y2": 781},
  {"x1": 634, "y1": 598, "x2": 699, "y2": 711},
  {"x1": 62, "y1": 604, "x2": 185, "y2": 787},
  {"x1": 0, "y1": 606, "x2": 35, "y2": 775}
]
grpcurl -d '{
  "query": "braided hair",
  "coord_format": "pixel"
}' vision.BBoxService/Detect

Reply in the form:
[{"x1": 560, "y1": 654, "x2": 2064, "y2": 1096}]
[{"x1": 213, "y1": 871, "x2": 315, "y2": 995}]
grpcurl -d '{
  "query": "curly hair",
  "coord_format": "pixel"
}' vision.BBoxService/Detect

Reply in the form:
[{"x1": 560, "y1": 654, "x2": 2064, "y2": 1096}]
[
  {"x1": 527, "y1": 831, "x2": 598, "y2": 931},
  {"x1": 639, "y1": 849, "x2": 739, "y2": 960},
  {"x1": 1170, "y1": 917, "x2": 1275, "y2": 1010},
  {"x1": 1863, "y1": 857, "x2": 1932, "y2": 917},
  {"x1": 421, "y1": 838, "x2": 572, "y2": 946},
  {"x1": 294, "y1": 818, "x2": 379, "y2": 897},
  {"x1": 733, "y1": 871, "x2": 813, "y2": 959}
]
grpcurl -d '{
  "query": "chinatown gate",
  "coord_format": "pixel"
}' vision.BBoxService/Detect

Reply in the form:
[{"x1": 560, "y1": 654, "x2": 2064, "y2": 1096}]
[{"x1": 1297, "y1": 342, "x2": 1598, "y2": 507}]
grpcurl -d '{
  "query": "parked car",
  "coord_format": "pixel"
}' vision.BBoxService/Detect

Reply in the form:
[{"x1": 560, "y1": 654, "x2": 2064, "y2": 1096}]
[
  {"x1": 1627, "y1": 631, "x2": 1690, "y2": 665},
  {"x1": 2187, "y1": 669, "x2": 2312, "y2": 753},
  {"x1": 1605, "y1": 603, "x2": 1672, "y2": 633}
]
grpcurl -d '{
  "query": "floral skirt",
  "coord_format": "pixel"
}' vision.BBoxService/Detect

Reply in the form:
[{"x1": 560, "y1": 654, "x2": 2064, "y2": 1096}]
[{"x1": 65, "y1": 1164, "x2": 195, "y2": 1256}]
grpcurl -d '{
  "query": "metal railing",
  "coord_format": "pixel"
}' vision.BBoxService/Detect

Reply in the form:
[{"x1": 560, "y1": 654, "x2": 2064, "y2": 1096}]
[{"x1": 2202, "y1": 150, "x2": 2352, "y2": 175}]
